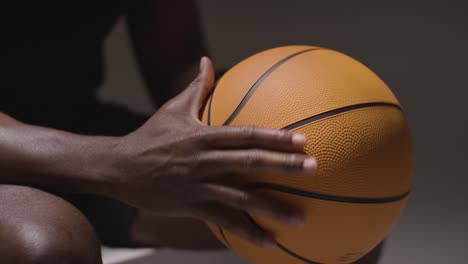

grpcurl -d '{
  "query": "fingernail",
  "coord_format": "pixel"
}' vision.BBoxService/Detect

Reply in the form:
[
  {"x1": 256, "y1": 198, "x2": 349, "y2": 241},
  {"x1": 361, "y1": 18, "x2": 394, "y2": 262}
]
[
  {"x1": 279, "y1": 214, "x2": 304, "y2": 226},
  {"x1": 262, "y1": 239, "x2": 277, "y2": 249},
  {"x1": 199, "y1": 57, "x2": 206, "y2": 71},
  {"x1": 303, "y1": 157, "x2": 317, "y2": 174},
  {"x1": 289, "y1": 216, "x2": 305, "y2": 226},
  {"x1": 291, "y1": 134, "x2": 306, "y2": 146}
]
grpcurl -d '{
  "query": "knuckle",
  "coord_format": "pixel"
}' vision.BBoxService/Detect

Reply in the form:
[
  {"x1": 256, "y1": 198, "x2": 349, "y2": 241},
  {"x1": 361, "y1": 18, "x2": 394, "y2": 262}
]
[
  {"x1": 206, "y1": 184, "x2": 224, "y2": 199},
  {"x1": 189, "y1": 76, "x2": 203, "y2": 88},
  {"x1": 284, "y1": 154, "x2": 299, "y2": 169},
  {"x1": 245, "y1": 150, "x2": 260, "y2": 166},
  {"x1": 178, "y1": 127, "x2": 209, "y2": 148},
  {"x1": 187, "y1": 153, "x2": 204, "y2": 173},
  {"x1": 242, "y1": 126, "x2": 257, "y2": 140},
  {"x1": 189, "y1": 127, "x2": 209, "y2": 145},
  {"x1": 275, "y1": 130, "x2": 288, "y2": 141},
  {"x1": 236, "y1": 192, "x2": 251, "y2": 209}
]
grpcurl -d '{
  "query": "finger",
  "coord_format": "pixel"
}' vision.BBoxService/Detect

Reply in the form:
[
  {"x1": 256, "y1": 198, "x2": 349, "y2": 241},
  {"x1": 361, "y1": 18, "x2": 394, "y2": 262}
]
[
  {"x1": 201, "y1": 126, "x2": 307, "y2": 152},
  {"x1": 169, "y1": 57, "x2": 215, "y2": 115},
  {"x1": 197, "y1": 149, "x2": 317, "y2": 176},
  {"x1": 191, "y1": 204, "x2": 277, "y2": 249},
  {"x1": 196, "y1": 184, "x2": 304, "y2": 227}
]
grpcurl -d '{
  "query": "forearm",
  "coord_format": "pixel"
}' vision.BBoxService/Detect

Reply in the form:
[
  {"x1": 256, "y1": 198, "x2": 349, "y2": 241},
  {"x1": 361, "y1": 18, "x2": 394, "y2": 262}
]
[{"x1": 0, "y1": 112, "x2": 117, "y2": 194}]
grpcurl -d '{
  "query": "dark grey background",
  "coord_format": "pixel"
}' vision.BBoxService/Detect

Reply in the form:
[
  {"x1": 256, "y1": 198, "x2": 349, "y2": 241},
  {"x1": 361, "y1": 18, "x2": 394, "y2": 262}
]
[{"x1": 99, "y1": 1, "x2": 468, "y2": 263}]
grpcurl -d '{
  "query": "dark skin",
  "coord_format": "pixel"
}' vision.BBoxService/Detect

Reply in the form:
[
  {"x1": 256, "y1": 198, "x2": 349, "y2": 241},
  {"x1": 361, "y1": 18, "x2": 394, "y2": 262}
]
[
  {"x1": 103, "y1": 57, "x2": 315, "y2": 246},
  {"x1": 0, "y1": 1, "x2": 381, "y2": 263},
  {"x1": 0, "y1": 56, "x2": 313, "y2": 246}
]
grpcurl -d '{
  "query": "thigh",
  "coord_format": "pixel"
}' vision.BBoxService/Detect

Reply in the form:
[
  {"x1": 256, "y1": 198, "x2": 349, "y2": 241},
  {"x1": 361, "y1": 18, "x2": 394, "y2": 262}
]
[
  {"x1": 62, "y1": 193, "x2": 138, "y2": 247},
  {"x1": 4, "y1": 102, "x2": 150, "y2": 249},
  {"x1": 62, "y1": 103, "x2": 149, "y2": 247},
  {"x1": 30, "y1": 103, "x2": 150, "y2": 247},
  {"x1": 0, "y1": 184, "x2": 102, "y2": 264}
]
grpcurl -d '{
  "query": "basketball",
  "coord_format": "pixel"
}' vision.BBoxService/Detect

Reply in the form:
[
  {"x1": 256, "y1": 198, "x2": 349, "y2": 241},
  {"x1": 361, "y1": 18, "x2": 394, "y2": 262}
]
[{"x1": 200, "y1": 46, "x2": 414, "y2": 264}]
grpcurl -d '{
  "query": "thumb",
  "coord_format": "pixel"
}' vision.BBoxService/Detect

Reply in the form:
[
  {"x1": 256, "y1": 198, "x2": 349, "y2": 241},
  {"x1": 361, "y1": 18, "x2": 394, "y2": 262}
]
[{"x1": 173, "y1": 57, "x2": 215, "y2": 115}]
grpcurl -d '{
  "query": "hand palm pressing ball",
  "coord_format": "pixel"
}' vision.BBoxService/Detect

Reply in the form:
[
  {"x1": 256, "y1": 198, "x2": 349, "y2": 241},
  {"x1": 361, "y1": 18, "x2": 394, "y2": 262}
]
[{"x1": 200, "y1": 46, "x2": 413, "y2": 264}]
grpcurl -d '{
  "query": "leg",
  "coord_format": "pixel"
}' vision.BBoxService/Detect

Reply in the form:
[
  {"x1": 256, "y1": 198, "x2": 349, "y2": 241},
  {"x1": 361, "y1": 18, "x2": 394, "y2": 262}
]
[
  {"x1": 0, "y1": 184, "x2": 102, "y2": 264},
  {"x1": 128, "y1": 209, "x2": 225, "y2": 250},
  {"x1": 22, "y1": 105, "x2": 221, "y2": 250}
]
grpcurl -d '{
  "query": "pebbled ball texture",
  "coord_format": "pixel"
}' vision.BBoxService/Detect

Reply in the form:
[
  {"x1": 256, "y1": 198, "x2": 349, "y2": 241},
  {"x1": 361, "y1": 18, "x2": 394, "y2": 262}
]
[{"x1": 201, "y1": 46, "x2": 414, "y2": 264}]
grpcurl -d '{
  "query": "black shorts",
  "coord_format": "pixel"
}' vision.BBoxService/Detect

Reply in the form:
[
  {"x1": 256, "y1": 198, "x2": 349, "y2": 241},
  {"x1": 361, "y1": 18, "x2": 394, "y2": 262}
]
[{"x1": 8, "y1": 101, "x2": 149, "y2": 247}]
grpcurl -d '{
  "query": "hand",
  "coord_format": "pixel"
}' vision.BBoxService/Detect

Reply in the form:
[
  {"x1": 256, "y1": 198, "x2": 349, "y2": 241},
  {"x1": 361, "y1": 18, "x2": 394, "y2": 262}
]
[{"x1": 108, "y1": 57, "x2": 317, "y2": 248}]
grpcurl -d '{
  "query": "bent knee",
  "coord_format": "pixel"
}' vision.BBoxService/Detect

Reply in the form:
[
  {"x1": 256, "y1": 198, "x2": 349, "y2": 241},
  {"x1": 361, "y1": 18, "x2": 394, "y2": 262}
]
[{"x1": 0, "y1": 185, "x2": 102, "y2": 264}]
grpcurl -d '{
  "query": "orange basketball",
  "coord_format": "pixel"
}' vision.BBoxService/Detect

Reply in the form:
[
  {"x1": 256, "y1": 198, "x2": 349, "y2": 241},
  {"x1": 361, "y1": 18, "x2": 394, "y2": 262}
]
[{"x1": 200, "y1": 46, "x2": 414, "y2": 264}]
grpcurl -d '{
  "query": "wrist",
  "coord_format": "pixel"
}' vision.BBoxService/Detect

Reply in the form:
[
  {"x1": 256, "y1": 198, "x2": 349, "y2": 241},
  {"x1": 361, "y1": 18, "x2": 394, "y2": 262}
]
[
  {"x1": 78, "y1": 135, "x2": 125, "y2": 196},
  {"x1": 0, "y1": 115, "x2": 127, "y2": 196}
]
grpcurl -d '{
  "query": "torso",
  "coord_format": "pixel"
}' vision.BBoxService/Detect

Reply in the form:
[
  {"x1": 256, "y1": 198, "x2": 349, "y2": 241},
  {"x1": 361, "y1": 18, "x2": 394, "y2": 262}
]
[{"x1": 1, "y1": 0, "x2": 129, "y2": 122}]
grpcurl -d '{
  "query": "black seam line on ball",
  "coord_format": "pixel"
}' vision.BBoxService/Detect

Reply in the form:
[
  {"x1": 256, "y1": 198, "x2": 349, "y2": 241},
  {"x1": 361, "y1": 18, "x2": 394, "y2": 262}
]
[
  {"x1": 223, "y1": 48, "x2": 321, "y2": 126},
  {"x1": 282, "y1": 102, "x2": 402, "y2": 131},
  {"x1": 246, "y1": 183, "x2": 410, "y2": 204},
  {"x1": 207, "y1": 93, "x2": 214, "y2": 126},
  {"x1": 243, "y1": 212, "x2": 321, "y2": 264},
  {"x1": 217, "y1": 226, "x2": 231, "y2": 248},
  {"x1": 206, "y1": 79, "x2": 220, "y2": 126}
]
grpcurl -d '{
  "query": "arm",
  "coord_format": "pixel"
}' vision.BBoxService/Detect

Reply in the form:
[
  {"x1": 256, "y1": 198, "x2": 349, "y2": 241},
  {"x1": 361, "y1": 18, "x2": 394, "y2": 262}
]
[
  {"x1": 126, "y1": 0, "x2": 206, "y2": 107},
  {"x1": 1, "y1": 60, "x2": 315, "y2": 249},
  {"x1": 0, "y1": 98, "x2": 222, "y2": 251},
  {"x1": 0, "y1": 112, "x2": 115, "y2": 194},
  {"x1": 125, "y1": 3, "x2": 227, "y2": 249}
]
